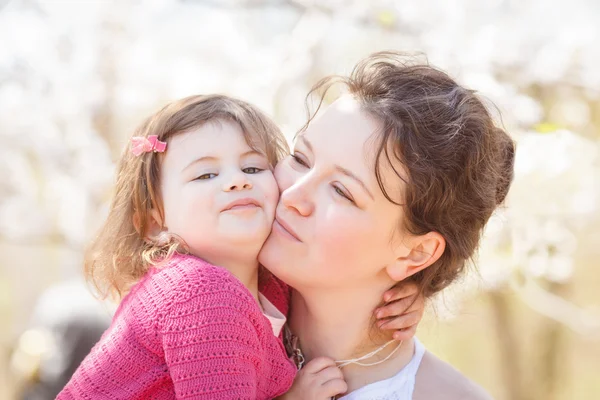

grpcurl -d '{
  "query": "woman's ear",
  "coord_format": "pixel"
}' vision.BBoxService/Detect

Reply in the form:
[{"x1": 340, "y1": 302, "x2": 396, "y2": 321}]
[{"x1": 386, "y1": 232, "x2": 446, "y2": 282}]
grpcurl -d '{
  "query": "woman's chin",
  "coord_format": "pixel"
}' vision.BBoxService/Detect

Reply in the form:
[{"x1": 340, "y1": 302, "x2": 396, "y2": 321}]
[{"x1": 258, "y1": 233, "x2": 303, "y2": 282}]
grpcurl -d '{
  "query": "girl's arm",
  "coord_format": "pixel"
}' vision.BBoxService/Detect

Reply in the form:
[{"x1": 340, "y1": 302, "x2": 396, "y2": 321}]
[
  {"x1": 161, "y1": 291, "x2": 264, "y2": 399},
  {"x1": 160, "y1": 261, "x2": 294, "y2": 399}
]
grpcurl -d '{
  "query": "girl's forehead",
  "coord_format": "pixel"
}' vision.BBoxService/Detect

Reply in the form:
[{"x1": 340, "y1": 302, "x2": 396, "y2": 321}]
[{"x1": 165, "y1": 123, "x2": 270, "y2": 165}]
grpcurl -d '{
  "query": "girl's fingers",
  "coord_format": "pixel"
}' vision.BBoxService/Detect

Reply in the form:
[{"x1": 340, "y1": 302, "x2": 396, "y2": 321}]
[
  {"x1": 407, "y1": 292, "x2": 425, "y2": 314},
  {"x1": 303, "y1": 356, "x2": 336, "y2": 373},
  {"x1": 321, "y1": 378, "x2": 348, "y2": 398},
  {"x1": 391, "y1": 325, "x2": 417, "y2": 342},
  {"x1": 378, "y1": 311, "x2": 422, "y2": 332},
  {"x1": 376, "y1": 296, "x2": 414, "y2": 319},
  {"x1": 382, "y1": 282, "x2": 419, "y2": 303},
  {"x1": 315, "y1": 366, "x2": 344, "y2": 383}
]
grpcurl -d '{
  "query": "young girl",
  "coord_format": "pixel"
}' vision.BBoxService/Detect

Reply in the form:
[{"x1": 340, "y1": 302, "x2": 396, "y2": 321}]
[{"x1": 58, "y1": 94, "x2": 422, "y2": 399}]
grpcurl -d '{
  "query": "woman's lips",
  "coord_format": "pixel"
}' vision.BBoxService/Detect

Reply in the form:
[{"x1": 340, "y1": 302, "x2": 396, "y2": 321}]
[{"x1": 273, "y1": 215, "x2": 302, "y2": 242}]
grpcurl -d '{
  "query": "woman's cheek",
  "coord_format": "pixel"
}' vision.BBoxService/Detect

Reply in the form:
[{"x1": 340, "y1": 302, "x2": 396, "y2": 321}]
[
  {"x1": 274, "y1": 157, "x2": 304, "y2": 193},
  {"x1": 318, "y1": 210, "x2": 371, "y2": 260},
  {"x1": 274, "y1": 159, "x2": 295, "y2": 192},
  {"x1": 318, "y1": 227, "x2": 375, "y2": 282},
  {"x1": 262, "y1": 172, "x2": 281, "y2": 213}
]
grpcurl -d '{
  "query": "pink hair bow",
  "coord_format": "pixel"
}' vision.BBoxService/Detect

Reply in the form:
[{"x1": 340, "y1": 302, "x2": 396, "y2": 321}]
[{"x1": 131, "y1": 135, "x2": 167, "y2": 156}]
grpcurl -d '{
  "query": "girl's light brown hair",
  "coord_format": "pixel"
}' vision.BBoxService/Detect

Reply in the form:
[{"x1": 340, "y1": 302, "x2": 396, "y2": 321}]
[
  {"x1": 304, "y1": 52, "x2": 515, "y2": 298},
  {"x1": 86, "y1": 94, "x2": 289, "y2": 300}
]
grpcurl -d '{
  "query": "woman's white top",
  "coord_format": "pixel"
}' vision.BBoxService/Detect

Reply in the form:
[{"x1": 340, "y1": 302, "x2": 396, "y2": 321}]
[{"x1": 338, "y1": 337, "x2": 425, "y2": 400}]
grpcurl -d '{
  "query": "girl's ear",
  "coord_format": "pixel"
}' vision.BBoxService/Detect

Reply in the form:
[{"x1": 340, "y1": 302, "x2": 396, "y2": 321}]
[
  {"x1": 133, "y1": 209, "x2": 165, "y2": 242},
  {"x1": 147, "y1": 209, "x2": 164, "y2": 238}
]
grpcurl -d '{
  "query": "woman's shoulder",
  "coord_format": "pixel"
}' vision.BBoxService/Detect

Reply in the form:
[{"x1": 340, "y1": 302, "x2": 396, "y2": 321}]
[{"x1": 413, "y1": 351, "x2": 493, "y2": 400}]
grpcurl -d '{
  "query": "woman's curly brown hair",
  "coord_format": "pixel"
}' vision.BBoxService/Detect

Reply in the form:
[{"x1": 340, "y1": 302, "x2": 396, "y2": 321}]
[{"x1": 305, "y1": 52, "x2": 515, "y2": 298}]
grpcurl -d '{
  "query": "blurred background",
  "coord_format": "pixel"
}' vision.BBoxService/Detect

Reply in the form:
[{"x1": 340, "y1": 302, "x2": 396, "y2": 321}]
[{"x1": 1, "y1": 0, "x2": 599, "y2": 399}]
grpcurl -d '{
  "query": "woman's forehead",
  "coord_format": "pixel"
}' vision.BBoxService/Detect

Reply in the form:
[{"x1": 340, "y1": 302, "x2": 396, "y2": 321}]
[
  {"x1": 301, "y1": 98, "x2": 406, "y2": 203},
  {"x1": 333, "y1": 94, "x2": 362, "y2": 112},
  {"x1": 307, "y1": 97, "x2": 379, "y2": 142}
]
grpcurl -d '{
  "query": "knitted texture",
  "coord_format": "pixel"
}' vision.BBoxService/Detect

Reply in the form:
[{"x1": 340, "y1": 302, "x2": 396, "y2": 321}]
[
  {"x1": 58, "y1": 253, "x2": 296, "y2": 399},
  {"x1": 258, "y1": 270, "x2": 291, "y2": 316}
]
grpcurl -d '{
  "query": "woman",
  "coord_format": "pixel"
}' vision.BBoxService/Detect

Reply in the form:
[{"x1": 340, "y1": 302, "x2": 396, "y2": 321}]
[{"x1": 260, "y1": 52, "x2": 514, "y2": 399}]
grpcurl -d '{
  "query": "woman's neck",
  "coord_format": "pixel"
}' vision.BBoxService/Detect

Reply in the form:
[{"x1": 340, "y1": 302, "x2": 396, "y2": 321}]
[{"x1": 289, "y1": 285, "x2": 416, "y2": 394}]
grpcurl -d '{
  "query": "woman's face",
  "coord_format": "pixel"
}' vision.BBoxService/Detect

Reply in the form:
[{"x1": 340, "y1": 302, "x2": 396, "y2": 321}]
[{"x1": 259, "y1": 97, "x2": 412, "y2": 290}]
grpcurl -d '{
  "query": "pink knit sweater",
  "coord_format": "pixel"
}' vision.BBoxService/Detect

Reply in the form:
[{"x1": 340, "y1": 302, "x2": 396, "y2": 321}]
[{"x1": 58, "y1": 253, "x2": 296, "y2": 399}]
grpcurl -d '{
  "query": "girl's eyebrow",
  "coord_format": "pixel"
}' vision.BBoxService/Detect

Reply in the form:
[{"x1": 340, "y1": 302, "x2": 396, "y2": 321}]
[
  {"x1": 182, "y1": 156, "x2": 218, "y2": 173},
  {"x1": 241, "y1": 150, "x2": 265, "y2": 158},
  {"x1": 182, "y1": 150, "x2": 265, "y2": 173}
]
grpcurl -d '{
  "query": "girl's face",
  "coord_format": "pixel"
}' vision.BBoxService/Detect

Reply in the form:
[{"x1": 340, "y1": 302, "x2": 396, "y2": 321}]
[
  {"x1": 157, "y1": 120, "x2": 279, "y2": 263},
  {"x1": 259, "y1": 97, "x2": 416, "y2": 291}
]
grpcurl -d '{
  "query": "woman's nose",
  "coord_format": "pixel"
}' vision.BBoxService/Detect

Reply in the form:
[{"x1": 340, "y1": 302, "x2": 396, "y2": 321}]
[
  {"x1": 223, "y1": 170, "x2": 253, "y2": 191},
  {"x1": 280, "y1": 177, "x2": 314, "y2": 217}
]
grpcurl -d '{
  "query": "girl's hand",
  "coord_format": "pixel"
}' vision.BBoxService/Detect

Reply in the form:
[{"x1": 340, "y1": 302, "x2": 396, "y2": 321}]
[
  {"x1": 279, "y1": 357, "x2": 347, "y2": 400},
  {"x1": 375, "y1": 282, "x2": 425, "y2": 341}
]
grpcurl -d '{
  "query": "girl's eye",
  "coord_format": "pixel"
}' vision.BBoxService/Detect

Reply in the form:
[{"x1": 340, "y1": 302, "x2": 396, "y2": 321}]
[
  {"x1": 333, "y1": 185, "x2": 355, "y2": 204},
  {"x1": 291, "y1": 153, "x2": 309, "y2": 167},
  {"x1": 195, "y1": 173, "x2": 217, "y2": 180},
  {"x1": 243, "y1": 167, "x2": 263, "y2": 174}
]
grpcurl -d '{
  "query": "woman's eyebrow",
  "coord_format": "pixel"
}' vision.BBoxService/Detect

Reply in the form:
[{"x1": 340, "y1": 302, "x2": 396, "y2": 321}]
[
  {"x1": 298, "y1": 135, "x2": 313, "y2": 152},
  {"x1": 301, "y1": 135, "x2": 374, "y2": 200},
  {"x1": 335, "y1": 165, "x2": 375, "y2": 200}
]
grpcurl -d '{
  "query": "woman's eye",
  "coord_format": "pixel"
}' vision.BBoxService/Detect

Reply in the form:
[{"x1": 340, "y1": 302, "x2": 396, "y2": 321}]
[
  {"x1": 243, "y1": 167, "x2": 263, "y2": 174},
  {"x1": 334, "y1": 185, "x2": 354, "y2": 203},
  {"x1": 195, "y1": 173, "x2": 217, "y2": 180},
  {"x1": 291, "y1": 153, "x2": 309, "y2": 167}
]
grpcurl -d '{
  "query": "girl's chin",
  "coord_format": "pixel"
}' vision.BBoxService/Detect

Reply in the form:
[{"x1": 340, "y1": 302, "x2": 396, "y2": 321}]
[{"x1": 222, "y1": 226, "x2": 271, "y2": 245}]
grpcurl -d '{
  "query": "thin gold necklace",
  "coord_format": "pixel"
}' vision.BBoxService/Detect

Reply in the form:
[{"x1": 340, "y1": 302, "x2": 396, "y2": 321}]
[{"x1": 284, "y1": 326, "x2": 403, "y2": 370}]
